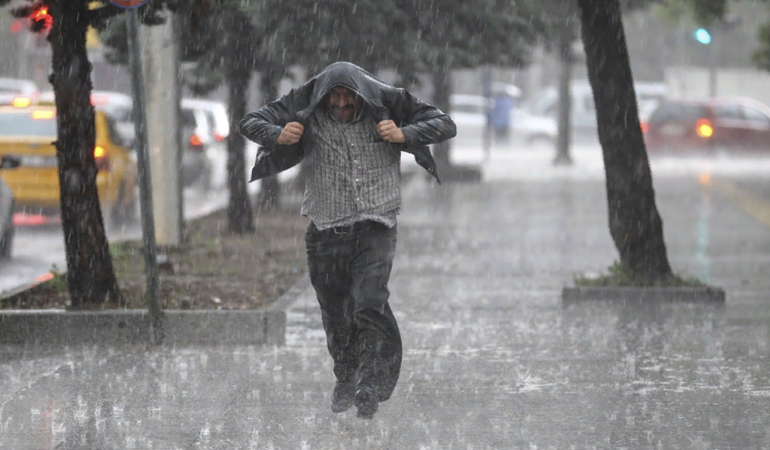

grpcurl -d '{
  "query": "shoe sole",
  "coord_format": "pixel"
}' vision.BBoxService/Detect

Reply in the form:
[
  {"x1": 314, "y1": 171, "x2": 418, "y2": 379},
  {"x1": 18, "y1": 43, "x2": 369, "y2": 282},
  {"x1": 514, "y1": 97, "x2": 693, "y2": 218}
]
[
  {"x1": 354, "y1": 390, "x2": 378, "y2": 419},
  {"x1": 356, "y1": 409, "x2": 376, "y2": 419},
  {"x1": 331, "y1": 386, "x2": 355, "y2": 414},
  {"x1": 331, "y1": 401, "x2": 354, "y2": 414}
]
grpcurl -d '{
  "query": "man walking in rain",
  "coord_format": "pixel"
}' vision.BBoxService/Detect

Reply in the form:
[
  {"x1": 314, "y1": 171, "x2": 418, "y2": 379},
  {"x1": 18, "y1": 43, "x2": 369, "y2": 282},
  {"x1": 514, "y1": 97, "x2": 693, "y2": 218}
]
[{"x1": 239, "y1": 62, "x2": 456, "y2": 419}]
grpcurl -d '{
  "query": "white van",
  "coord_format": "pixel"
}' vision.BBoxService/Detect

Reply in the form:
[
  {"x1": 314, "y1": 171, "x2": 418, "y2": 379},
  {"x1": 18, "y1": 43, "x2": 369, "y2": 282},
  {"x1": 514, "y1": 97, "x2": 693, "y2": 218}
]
[{"x1": 514, "y1": 80, "x2": 668, "y2": 146}]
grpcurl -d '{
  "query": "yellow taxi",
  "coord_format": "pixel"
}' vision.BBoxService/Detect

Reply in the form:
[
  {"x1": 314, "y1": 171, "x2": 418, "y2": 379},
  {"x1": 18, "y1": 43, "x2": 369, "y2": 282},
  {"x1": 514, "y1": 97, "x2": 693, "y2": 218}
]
[{"x1": 0, "y1": 104, "x2": 138, "y2": 224}]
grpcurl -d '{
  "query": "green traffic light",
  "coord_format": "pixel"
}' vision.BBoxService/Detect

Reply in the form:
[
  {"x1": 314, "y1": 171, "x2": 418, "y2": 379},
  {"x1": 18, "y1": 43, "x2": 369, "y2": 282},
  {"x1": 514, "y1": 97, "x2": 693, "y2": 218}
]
[{"x1": 695, "y1": 28, "x2": 712, "y2": 45}]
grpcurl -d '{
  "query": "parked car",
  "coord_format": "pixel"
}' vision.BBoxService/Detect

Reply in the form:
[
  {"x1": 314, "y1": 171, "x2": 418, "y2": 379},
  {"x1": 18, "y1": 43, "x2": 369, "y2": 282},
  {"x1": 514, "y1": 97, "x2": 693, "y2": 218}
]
[
  {"x1": 0, "y1": 78, "x2": 39, "y2": 107},
  {"x1": 0, "y1": 155, "x2": 20, "y2": 259},
  {"x1": 516, "y1": 80, "x2": 668, "y2": 146},
  {"x1": 644, "y1": 96, "x2": 770, "y2": 154},
  {"x1": 0, "y1": 104, "x2": 138, "y2": 225}
]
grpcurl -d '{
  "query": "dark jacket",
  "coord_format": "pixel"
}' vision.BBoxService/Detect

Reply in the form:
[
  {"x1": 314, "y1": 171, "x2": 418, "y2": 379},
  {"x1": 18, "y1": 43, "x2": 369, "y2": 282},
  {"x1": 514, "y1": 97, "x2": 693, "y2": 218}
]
[{"x1": 239, "y1": 62, "x2": 457, "y2": 184}]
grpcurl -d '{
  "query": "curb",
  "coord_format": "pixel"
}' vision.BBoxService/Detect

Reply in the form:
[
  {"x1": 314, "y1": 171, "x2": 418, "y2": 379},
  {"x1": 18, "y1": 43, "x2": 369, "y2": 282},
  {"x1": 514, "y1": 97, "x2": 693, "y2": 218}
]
[
  {"x1": 263, "y1": 277, "x2": 310, "y2": 346},
  {"x1": 562, "y1": 286, "x2": 727, "y2": 304},
  {"x1": 0, "y1": 309, "x2": 266, "y2": 346},
  {"x1": 0, "y1": 278, "x2": 309, "y2": 347}
]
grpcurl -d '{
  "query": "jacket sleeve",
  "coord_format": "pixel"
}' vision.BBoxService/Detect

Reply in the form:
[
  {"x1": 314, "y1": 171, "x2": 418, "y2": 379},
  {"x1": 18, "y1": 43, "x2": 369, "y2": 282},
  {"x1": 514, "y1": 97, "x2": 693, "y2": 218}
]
[
  {"x1": 396, "y1": 90, "x2": 457, "y2": 147},
  {"x1": 238, "y1": 82, "x2": 312, "y2": 148}
]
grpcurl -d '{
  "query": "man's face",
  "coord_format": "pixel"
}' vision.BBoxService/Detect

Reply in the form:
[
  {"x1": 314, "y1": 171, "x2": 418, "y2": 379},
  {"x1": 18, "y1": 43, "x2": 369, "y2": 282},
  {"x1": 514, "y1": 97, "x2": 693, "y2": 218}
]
[{"x1": 326, "y1": 86, "x2": 361, "y2": 123}]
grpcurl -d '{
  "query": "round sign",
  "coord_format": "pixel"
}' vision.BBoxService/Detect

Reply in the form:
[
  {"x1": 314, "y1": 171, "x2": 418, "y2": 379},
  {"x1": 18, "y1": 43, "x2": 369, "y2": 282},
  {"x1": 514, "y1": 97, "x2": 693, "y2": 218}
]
[{"x1": 109, "y1": 0, "x2": 149, "y2": 8}]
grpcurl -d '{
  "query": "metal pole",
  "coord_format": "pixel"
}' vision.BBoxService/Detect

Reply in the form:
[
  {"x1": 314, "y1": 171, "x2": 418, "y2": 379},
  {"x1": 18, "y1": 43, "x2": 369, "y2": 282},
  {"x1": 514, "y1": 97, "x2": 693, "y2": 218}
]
[
  {"x1": 708, "y1": 29, "x2": 717, "y2": 99},
  {"x1": 141, "y1": 10, "x2": 182, "y2": 246},
  {"x1": 482, "y1": 66, "x2": 492, "y2": 163},
  {"x1": 174, "y1": 15, "x2": 185, "y2": 239},
  {"x1": 127, "y1": 9, "x2": 163, "y2": 344},
  {"x1": 17, "y1": 29, "x2": 29, "y2": 80}
]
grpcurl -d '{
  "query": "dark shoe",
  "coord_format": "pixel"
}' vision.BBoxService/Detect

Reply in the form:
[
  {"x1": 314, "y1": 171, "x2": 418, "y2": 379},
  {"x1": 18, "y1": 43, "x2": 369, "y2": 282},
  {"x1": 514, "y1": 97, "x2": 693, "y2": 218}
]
[
  {"x1": 331, "y1": 382, "x2": 355, "y2": 413},
  {"x1": 355, "y1": 389, "x2": 378, "y2": 419}
]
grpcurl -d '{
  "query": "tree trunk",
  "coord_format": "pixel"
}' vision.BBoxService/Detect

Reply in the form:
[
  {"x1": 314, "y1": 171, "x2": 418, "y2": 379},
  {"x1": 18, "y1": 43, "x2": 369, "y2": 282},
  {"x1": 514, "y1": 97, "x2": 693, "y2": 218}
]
[
  {"x1": 255, "y1": 65, "x2": 281, "y2": 210},
  {"x1": 577, "y1": 0, "x2": 672, "y2": 279},
  {"x1": 48, "y1": 1, "x2": 121, "y2": 306},
  {"x1": 431, "y1": 59, "x2": 452, "y2": 173},
  {"x1": 224, "y1": 15, "x2": 254, "y2": 234},
  {"x1": 554, "y1": 28, "x2": 574, "y2": 166}
]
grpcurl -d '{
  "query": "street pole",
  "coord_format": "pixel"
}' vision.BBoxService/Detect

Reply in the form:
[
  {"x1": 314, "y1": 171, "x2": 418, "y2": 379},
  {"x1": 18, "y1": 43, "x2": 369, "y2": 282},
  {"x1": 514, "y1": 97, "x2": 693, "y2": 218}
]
[
  {"x1": 174, "y1": 16, "x2": 185, "y2": 239},
  {"x1": 16, "y1": 28, "x2": 29, "y2": 80},
  {"x1": 482, "y1": 66, "x2": 492, "y2": 163},
  {"x1": 709, "y1": 28, "x2": 717, "y2": 98},
  {"x1": 554, "y1": 30, "x2": 574, "y2": 166},
  {"x1": 140, "y1": 9, "x2": 182, "y2": 246},
  {"x1": 127, "y1": 9, "x2": 163, "y2": 345}
]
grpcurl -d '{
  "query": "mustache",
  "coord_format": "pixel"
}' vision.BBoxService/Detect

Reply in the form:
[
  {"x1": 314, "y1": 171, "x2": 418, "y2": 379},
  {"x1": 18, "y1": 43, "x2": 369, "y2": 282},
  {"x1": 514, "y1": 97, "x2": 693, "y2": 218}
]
[{"x1": 331, "y1": 105, "x2": 354, "y2": 111}]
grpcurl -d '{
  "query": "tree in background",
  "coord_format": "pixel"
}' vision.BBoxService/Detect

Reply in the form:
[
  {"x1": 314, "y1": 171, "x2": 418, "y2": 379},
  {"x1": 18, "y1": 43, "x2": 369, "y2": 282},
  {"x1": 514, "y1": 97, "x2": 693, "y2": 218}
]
[
  {"x1": 663, "y1": 0, "x2": 770, "y2": 79},
  {"x1": 0, "y1": 0, "x2": 172, "y2": 306},
  {"x1": 103, "y1": 0, "x2": 261, "y2": 232},
  {"x1": 241, "y1": 0, "x2": 307, "y2": 207},
  {"x1": 577, "y1": 0, "x2": 672, "y2": 280},
  {"x1": 397, "y1": 0, "x2": 539, "y2": 179},
  {"x1": 251, "y1": 0, "x2": 538, "y2": 182},
  {"x1": 658, "y1": 0, "x2": 727, "y2": 26},
  {"x1": 257, "y1": 0, "x2": 416, "y2": 75},
  {"x1": 530, "y1": 0, "x2": 662, "y2": 166},
  {"x1": 530, "y1": 0, "x2": 580, "y2": 166},
  {"x1": 755, "y1": 15, "x2": 770, "y2": 71},
  {"x1": 252, "y1": 62, "x2": 286, "y2": 209},
  {"x1": 219, "y1": 7, "x2": 256, "y2": 230},
  {"x1": 239, "y1": 0, "x2": 418, "y2": 193}
]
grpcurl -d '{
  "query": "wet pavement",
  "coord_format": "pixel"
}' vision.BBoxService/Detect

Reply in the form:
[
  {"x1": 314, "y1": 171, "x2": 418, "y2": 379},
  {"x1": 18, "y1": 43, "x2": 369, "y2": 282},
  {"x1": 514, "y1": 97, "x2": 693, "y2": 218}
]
[{"x1": 1, "y1": 155, "x2": 770, "y2": 449}]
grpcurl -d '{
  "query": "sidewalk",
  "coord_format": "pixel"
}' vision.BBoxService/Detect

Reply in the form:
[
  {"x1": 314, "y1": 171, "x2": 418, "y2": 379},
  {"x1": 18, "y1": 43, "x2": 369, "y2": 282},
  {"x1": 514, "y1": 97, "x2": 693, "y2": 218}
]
[{"x1": 2, "y1": 169, "x2": 770, "y2": 449}]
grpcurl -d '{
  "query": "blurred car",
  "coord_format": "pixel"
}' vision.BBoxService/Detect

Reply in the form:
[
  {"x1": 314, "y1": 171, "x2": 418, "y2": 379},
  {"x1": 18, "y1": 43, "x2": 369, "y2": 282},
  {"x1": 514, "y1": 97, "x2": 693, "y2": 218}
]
[
  {"x1": 182, "y1": 98, "x2": 229, "y2": 189},
  {"x1": 450, "y1": 94, "x2": 491, "y2": 145},
  {"x1": 39, "y1": 90, "x2": 136, "y2": 147},
  {"x1": 516, "y1": 81, "x2": 668, "y2": 147},
  {"x1": 451, "y1": 94, "x2": 489, "y2": 126},
  {"x1": 180, "y1": 104, "x2": 214, "y2": 189},
  {"x1": 88, "y1": 91, "x2": 136, "y2": 148},
  {"x1": 0, "y1": 78, "x2": 39, "y2": 107},
  {"x1": 512, "y1": 109, "x2": 557, "y2": 147},
  {"x1": 0, "y1": 155, "x2": 20, "y2": 259},
  {"x1": 644, "y1": 97, "x2": 770, "y2": 154},
  {"x1": 0, "y1": 105, "x2": 138, "y2": 225},
  {"x1": 42, "y1": 91, "x2": 216, "y2": 189},
  {"x1": 181, "y1": 98, "x2": 230, "y2": 144}
]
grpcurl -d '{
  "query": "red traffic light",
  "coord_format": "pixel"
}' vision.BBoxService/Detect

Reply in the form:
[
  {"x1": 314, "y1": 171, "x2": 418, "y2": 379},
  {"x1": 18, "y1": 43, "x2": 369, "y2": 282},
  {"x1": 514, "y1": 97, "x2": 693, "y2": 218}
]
[{"x1": 30, "y1": 6, "x2": 53, "y2": 32}]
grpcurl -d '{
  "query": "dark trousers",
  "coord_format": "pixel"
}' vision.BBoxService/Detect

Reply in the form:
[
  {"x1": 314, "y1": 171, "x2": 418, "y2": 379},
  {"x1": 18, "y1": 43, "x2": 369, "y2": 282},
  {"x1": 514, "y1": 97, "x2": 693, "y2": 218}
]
[{"x1": 305, "y1": 220, "x2": 402, "y2": 402}]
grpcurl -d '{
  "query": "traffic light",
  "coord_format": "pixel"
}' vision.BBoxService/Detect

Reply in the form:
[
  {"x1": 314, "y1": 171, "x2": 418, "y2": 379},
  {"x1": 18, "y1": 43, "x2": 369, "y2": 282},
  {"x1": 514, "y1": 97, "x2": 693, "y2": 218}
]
[
  {"x1": 694, "y1": 28, "x2": 712, "y2": 45},
  {"x1": 30, "y1": 5, "x2": 53, "y2": 33}
]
